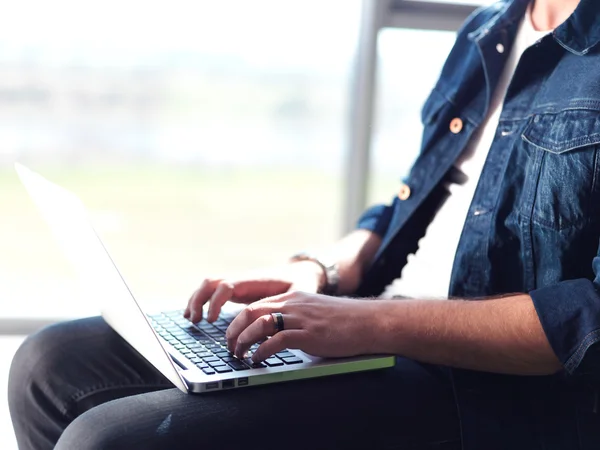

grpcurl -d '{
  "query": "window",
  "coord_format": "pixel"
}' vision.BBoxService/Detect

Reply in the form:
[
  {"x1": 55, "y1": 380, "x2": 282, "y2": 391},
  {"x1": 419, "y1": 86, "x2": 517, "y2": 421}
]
[
  {"x1": 369, "y1": 27, "x2": 455, "y2": 205},
  {"x1": 0, "y1": 0, "x2": 362, "y2": 317}
]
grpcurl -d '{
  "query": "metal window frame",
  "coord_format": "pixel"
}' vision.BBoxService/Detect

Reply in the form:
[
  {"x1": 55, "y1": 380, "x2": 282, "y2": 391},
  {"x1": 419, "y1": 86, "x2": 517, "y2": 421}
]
[
  {"x1": 342, "y1": 0, "x2": 479, "y2": 233},
  {"x1": 1, "y1": 0, "x2": 480, "y2": 336}
]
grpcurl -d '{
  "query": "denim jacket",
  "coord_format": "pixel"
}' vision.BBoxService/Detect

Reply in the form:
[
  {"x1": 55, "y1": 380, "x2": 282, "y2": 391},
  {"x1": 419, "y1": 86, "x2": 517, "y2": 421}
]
[{"x1": 355, "y1": 0, "x2": 600, "y2": 448}]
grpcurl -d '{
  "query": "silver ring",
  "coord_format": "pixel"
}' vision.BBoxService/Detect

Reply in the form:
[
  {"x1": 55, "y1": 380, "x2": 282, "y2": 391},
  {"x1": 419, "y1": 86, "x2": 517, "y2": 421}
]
[{"x1": 271, "y1": 312, "x2": 285, "y2": 333}]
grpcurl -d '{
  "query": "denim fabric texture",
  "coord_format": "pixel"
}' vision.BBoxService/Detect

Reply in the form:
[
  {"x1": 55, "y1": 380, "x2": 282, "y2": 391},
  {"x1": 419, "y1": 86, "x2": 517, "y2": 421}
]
[
  {"x1": 356, "y1": 0, "x2": 600, "y2": 448},
  {"x1": 8, "y1": 318, "x2": 462, "y2": 450}
]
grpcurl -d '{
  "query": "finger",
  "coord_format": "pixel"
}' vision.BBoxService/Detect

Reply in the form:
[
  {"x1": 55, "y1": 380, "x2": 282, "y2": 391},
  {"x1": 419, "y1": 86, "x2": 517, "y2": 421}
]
[
  {"x1": 252, "y1": 330, "x2": 306, "y2": 362},
  {"x1": 233, "y1": 314, "x2": 274, "y2": 358},
  {"x1": 186, "y1": 279, "x2": 221, "y2": 322},
  {"x1": 207, "y1": 281, "x2": 234, "y2": 323},
  {"x1": 233, "y1": 313, "x2": 298, "y2": 358},
  {"x1": 225, "y1": 297, "x2": 289, "y2": 347}
]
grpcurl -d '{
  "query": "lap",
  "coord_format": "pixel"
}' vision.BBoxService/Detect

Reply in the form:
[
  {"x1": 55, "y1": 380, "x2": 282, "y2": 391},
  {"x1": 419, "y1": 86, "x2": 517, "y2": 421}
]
[{"x1": 30, "y1": 317, "x2": 461, "y2": 449}]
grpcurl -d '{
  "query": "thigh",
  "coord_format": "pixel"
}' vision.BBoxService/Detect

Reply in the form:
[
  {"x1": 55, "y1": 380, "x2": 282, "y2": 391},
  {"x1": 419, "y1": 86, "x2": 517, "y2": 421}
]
[
  {"x1": 56, "y1": 357, "x2": 461, "y2": 450},
  {"x1": 9, "y1": 316, "x2": 174, "y2": 450},
  {"x1": 13, "y1": 316, "x2": 172, "y2": 418}
]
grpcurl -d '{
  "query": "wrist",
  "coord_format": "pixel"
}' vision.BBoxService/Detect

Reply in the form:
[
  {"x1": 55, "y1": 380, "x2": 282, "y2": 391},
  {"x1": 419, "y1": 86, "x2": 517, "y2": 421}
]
[
  {"x1": 289, "y1": 252, "x2": 340, "y2": 295},
  {"x1": 288, "y1": 260, "x2": 327, "y2": 291}
]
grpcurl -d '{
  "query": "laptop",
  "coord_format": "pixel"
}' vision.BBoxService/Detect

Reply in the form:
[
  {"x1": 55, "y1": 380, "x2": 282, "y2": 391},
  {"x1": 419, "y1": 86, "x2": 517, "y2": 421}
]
[{"x1": 15, "y1": 163, "x2": 395, "y2": 393}]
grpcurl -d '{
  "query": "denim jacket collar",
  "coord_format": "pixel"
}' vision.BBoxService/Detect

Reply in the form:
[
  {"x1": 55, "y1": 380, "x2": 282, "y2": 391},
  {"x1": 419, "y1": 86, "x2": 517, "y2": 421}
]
[
  {"x1": 553, "y1": 0, "x2": 600, "y2": 56},
  {"x1": 468, "y1": 0, "x2": 600, "y2": 56}
]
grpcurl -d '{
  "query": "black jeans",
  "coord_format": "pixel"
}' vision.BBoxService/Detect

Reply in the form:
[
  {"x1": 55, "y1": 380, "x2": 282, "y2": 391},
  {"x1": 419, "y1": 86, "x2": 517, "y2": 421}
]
[{"x1": 8, "y1": 317, "x2": 462, "y2": 450}]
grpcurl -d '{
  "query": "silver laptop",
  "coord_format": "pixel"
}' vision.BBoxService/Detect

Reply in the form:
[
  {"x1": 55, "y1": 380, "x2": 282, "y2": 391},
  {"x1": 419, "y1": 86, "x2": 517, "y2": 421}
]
[{"x1": 15, "y1": 163, "x2": 395, "y2": 393}]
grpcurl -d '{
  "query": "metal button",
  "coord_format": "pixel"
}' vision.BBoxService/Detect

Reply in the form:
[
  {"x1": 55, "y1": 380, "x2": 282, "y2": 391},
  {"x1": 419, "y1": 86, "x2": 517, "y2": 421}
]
[
  {"x1": 496, "y1": 43, "x2": 505, "y2": 53},
  {"x1": 398, "y1": 184, "x2": 411, "y2": 201},
  {"x1": 449, "y1": 117, "x2": 463, "y2": 134}
]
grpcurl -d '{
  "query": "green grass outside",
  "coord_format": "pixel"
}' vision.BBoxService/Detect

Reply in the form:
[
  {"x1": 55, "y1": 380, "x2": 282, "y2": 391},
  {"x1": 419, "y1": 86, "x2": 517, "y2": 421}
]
[{"x1": 0, "y1": 164, "x2": 398, "y2": 316}]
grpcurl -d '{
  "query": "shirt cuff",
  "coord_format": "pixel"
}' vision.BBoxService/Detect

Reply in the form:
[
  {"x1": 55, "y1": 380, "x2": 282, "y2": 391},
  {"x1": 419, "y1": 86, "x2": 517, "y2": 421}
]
[
  {"x1": 530, "y1": 278, "x2": 600, "y2": 377},
  {"x1": 355, "y1": 201, "x2": 396, "y2": 237}
]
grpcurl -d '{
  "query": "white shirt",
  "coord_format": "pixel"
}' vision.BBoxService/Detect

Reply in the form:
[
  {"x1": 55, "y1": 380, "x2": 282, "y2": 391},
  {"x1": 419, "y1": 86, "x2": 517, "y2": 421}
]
[{"x1": 383, "y1": 7, "x2": 550, "y2": 299}]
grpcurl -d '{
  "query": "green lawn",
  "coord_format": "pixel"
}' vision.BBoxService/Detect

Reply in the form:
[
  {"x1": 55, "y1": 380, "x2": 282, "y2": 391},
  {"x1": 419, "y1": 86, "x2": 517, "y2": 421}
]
[{"x1": 0, "y1": 164, "x2": 398, "y2": 316}]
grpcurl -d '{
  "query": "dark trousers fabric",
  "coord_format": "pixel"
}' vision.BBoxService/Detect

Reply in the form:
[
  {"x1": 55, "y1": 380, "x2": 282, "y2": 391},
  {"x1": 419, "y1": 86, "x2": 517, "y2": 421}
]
[{"x1": 8, "y1": 317, "x2": 462, "y2": 450}]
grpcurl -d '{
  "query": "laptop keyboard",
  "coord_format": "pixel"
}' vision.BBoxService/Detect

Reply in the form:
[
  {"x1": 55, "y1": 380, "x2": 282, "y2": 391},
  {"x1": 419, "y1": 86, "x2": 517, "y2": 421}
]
[{"x1": 148, "y1": 310, "x2": 303, "y2": 375}]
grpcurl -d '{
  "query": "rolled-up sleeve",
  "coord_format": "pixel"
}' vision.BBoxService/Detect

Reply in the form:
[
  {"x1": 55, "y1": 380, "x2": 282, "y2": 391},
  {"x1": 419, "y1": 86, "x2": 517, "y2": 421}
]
[
  {"x1": 355, "y1": 198, "x2": 397, "y2": 237},
  {"x1": 530, "y1": 278, "x2": 600, "y2": 379}
]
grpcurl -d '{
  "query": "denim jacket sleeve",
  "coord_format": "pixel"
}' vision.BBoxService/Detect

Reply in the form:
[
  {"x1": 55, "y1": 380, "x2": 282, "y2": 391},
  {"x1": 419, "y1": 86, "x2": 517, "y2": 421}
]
[
  {"x1": 530, "y1": 259, "x2": 600, "y2": 380},
  {"x1": 355, "y1": 197, "x2": 398, "y2": 237}
]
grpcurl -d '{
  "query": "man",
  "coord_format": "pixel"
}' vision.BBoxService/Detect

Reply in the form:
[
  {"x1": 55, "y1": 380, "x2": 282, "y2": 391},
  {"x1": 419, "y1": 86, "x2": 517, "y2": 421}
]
[{"x1": 9, "y1": 0, "x2": 600, "y2": 448}]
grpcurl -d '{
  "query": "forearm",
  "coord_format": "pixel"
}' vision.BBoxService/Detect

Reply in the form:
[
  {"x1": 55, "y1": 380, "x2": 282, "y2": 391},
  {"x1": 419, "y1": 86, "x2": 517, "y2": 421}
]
[{"x1": 370, "y1": 294, "x2": 562, "y2": 375}]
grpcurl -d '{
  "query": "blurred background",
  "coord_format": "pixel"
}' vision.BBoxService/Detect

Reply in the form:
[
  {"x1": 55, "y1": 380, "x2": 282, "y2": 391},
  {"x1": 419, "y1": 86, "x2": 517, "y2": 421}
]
[{"x1": 0, "y1": 0, "x2": 491, "y2": 447}]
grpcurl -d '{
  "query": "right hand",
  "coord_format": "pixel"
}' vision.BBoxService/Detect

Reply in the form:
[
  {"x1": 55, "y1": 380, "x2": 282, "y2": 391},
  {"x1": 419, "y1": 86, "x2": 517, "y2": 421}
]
[{"x1": 183, "y1": 261, "x2": 324, "y2": 323}]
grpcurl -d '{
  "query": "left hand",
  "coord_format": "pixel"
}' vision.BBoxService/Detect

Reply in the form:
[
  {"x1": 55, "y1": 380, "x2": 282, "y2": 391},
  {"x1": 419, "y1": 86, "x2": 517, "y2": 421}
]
[{"x1": 225, "y1": 291, "x2": 381, "y2": 362}]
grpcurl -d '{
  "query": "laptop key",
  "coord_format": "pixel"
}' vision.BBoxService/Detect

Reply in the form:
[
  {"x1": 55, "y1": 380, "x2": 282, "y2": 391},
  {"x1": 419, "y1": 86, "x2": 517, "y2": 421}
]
[
  {"x1": 202, "y1": 368, "x2": 216, "y2": 375},
  {"x1": 202, "y1": 356, "x2": 219, "y2": 363},
  {"x1": 206, "y1": 346, "x2": 223, "y2": 352},
  {"x1": 243, "y1": 358, "x2": 266, "y2": 369},
  {"x1": 214, "y1": 366, "x2": 233, "y2": 374},
  {"x1": 281, "y1": 356, "x2": 303, "y2": 365},
  {"x1": 196, "y1": 362, "x2": 209, "y2": 369},
  {"x1": 214, "y1": 351, "x2": 230, "y2": 358},
  {"x1": 228, "y1": 360, "x2": 249, "y2": 371},
  {"x1": 208, "y1": 360, "x2": 227, "y2": 368},
  {"x1": 190, "y1": 357, "x2": 202, "y2": 364},
  {"x1": 275, "y1": 351, "x2": 295, "y2": 359},
  {"x1": 264, "y1": 358, "x2": 284, "y2": 367},
  {"x1": 222, "y1": 356, "x2": 236, "y2": 363}
]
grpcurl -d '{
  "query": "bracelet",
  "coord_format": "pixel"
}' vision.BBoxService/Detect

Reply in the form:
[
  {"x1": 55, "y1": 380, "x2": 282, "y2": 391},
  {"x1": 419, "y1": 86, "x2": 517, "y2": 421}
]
[{"x1": 289, "y1": 252, "x2": 340, "y2": 295}]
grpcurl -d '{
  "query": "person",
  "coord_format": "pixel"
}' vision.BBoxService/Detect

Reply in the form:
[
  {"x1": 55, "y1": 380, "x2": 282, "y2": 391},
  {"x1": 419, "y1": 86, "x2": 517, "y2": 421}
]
[{"x1": 9, "y1": 0, "x2": 600, "y2": 448}]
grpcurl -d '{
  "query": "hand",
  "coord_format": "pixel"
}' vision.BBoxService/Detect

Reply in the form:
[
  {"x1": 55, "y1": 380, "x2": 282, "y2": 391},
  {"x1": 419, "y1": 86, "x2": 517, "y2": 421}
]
[
  {"x1": 184, "y1": 262, "x2": 325, "y2": 323},
  {"x1": 225, "y1": 291, "x2": 381, "y2": 362}
]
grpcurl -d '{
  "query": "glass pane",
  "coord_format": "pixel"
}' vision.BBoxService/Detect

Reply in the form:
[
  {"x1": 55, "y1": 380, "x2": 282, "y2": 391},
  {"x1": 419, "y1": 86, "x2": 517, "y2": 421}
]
[
  {"x1": 369, "y1": 28, "x2": 456, "y2": 205},
  {"x1": 0, "y1": 0, "x2": 361, "y2": 318}
]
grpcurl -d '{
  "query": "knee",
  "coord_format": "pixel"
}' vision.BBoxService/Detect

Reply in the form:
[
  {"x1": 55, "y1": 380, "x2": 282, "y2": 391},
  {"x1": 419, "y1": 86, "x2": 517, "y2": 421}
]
[
  {"x1": 8, "y1": 324, "x2": 61, "y2": 407},
  {"x1": 55, "y1": 408, "x2": 114, "y2": 450},
  {"x1": 8, "y1": 320, "x2": 91, "y2": 414},
  {"x1": 55, "y1": 403, "x2": 149, "y2": 450}
]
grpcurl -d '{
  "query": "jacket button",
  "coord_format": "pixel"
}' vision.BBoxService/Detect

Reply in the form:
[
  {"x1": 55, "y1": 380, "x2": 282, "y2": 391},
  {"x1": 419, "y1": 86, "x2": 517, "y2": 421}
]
[
  {"x1": 398, "y1": 184, "x2": 411, "y2": 201},
  {"x1": 449, "y1": 117, "x2": 463, "y2": 134}
]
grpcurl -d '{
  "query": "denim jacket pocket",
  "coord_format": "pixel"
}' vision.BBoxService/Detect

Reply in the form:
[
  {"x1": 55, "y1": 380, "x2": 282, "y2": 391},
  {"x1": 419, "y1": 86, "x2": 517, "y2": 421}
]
[{"x1": 520, "y1": 109, "x2": 600, "y2": 230}]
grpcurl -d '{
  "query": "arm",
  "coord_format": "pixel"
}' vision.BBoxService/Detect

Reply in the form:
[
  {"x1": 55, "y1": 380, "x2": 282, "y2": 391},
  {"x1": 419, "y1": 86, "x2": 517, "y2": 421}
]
[
  {"x1": 185, "y1": 229, "x2": 381, "y2": 322},
  {"x1": 226, "y1": 291, "x2": 580, "y2": 377},
  {"x1": 294, "y1": 229, "x2": 382, "y2": 296},
  {"x1": 371, "y1": 294, "x2": 562, "y2": 375}
]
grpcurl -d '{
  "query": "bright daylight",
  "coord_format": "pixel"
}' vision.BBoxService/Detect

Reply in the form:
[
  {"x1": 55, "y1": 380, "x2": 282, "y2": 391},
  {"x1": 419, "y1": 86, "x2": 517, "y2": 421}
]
[{"x1": 7, "y1": 0, "x2": 597, "y2": 449}]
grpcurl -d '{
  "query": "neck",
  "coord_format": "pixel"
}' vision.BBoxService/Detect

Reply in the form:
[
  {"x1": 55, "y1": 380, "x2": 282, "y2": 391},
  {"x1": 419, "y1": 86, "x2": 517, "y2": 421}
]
[{"x1": 530, "y1": 0, "x2": 580, "y2": 31}]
